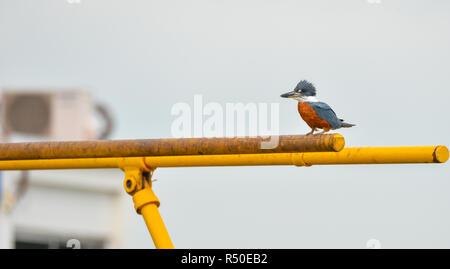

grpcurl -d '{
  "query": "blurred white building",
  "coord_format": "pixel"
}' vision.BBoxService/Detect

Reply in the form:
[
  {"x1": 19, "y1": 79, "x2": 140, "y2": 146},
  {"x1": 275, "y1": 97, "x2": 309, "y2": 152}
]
[
  {"x1": 0, "y1": 89, "x2": 126, "y2": 249},
  {"x1": 1, "y1": 169, "x2": 125, "y2": 249}
]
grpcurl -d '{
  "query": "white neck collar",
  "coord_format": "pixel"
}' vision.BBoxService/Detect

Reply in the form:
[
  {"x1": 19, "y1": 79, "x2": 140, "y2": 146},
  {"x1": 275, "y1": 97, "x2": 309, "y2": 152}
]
[{"x1": 295, "y1": 96, "x2": 319, "y2": 102}]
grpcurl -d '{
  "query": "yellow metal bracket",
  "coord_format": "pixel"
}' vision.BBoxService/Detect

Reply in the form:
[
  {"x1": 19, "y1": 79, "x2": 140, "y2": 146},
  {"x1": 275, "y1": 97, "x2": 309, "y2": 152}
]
[{"x1": 120, "y1": 159, "x2": 174, "y2": 249}]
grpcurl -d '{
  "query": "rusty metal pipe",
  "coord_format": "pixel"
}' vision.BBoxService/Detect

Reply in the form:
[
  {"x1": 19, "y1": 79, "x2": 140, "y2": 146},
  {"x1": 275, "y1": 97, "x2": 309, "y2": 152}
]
[{"x1": 0, "y1": 134, "x2": 344, "y2": 160}]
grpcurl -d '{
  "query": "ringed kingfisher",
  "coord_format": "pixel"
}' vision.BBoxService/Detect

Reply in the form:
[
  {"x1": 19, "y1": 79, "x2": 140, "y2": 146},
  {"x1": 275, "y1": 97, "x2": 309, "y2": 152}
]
[{"x1": 280, "y1": 80, "x2": 355, "y2": 135}]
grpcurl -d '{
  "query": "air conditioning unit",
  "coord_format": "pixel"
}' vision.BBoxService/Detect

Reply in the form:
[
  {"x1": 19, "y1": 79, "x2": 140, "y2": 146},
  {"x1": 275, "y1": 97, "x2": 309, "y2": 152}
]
[{"x1": 1, "y1": 89, "x2": 95, "y2": 141}]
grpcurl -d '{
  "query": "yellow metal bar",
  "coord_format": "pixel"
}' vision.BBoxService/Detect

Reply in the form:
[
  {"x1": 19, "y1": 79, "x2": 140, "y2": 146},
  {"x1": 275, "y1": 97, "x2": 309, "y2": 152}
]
[
  {"x1": 123, "y1": 168, "x2": 174, "y2": 249},
  {"x1": 144, "y1": 146, "x2": 448, "y2": 167},
  {"x1": 140, "y1": 203, "x2": 174, "y2": 249},
  {"x1": 0, "y1": 146, "x2": 446, "y2": 170},
  {"x1": 0, "y1": 134, "x2": 344, "y2": 160},
  {"x1": 301, "y1": 146, "x2": 449, "y2": 165},
  {"x1": 132, "y1": 188, "x2": 174, "y2": 249}
]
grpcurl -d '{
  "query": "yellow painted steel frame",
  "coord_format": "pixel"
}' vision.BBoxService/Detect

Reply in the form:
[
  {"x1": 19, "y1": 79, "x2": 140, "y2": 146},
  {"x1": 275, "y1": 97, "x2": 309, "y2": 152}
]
[{"x1": 0, "y1": 145, "x2": 448, "y2": 249}]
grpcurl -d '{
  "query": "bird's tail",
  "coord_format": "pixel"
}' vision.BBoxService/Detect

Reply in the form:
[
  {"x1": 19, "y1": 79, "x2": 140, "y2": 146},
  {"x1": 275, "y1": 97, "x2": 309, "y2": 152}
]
[{"x1": 340, "y1": 119, "x2": 356, "y2": 128}]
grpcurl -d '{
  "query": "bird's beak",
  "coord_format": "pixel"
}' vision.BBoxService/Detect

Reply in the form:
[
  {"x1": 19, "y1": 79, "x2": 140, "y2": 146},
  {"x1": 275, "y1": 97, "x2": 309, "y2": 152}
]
[{"x1": 280, "y1": 91, "x2": 299, "y2": 98}]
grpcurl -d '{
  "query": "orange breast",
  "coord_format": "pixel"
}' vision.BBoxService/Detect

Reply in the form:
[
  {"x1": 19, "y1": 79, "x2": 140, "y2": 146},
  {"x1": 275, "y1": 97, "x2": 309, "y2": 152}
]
[{"x1": 297, "y1": 102, "x2": 330, "y2": 130}]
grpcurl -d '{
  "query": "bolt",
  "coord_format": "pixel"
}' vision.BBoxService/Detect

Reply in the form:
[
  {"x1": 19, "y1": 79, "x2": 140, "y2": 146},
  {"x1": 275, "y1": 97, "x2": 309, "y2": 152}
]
[{"x1": 126, "y1": 179, "x2": 132, "y2": 189}]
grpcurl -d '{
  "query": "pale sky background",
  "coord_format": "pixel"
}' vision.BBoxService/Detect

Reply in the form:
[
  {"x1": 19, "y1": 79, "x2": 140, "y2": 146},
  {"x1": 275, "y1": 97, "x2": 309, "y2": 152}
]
[{"x1": 0, "y1": 0, "x2": 449, "y2": 248}]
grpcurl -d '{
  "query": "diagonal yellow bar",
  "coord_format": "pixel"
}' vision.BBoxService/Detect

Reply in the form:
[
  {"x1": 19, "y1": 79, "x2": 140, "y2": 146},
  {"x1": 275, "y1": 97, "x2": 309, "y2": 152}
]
[
  {"x1": 140, "y1": 203, "x2": 174, "y2": 249},
  {"x1": 122, "y1": 168, "x2": 174, "y2": 249},
  {"x1": 0, "y1": 146, "x2": 446, "y2": 170},
  {"x1": 132, "y1": 188, "x2": 174, "y2": 249}
]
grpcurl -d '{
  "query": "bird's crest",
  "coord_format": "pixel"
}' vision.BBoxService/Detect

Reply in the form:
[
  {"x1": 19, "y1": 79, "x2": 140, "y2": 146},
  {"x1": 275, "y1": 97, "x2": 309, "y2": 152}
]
[{"x1": 295, "y1": 80, "x2": 316, "y2": 96}]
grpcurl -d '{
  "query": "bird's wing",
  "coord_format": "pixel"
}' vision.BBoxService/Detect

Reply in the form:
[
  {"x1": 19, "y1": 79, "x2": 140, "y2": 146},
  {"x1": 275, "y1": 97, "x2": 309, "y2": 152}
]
[{"x1": 308, "y1": 102, "x2": 342, "y2": 129}]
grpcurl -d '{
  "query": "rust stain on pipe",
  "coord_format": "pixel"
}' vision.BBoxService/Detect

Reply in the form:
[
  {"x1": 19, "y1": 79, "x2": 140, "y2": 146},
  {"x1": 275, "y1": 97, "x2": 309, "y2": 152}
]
[{"x1": 0, "y1": 134, "x2": 344, "y2": 160}]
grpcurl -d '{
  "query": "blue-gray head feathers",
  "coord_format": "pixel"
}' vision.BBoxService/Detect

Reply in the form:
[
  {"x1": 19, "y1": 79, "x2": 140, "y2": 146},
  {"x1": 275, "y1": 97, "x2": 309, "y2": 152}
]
[{"x1": 294, "y1": 80, "x2": 316, "y2": 96}]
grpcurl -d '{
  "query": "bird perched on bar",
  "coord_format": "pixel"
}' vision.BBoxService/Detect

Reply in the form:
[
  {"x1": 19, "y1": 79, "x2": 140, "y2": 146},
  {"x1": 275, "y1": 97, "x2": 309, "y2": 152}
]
[{"x1": 280, "y1": 80, "x2": 355, "y2": 135}]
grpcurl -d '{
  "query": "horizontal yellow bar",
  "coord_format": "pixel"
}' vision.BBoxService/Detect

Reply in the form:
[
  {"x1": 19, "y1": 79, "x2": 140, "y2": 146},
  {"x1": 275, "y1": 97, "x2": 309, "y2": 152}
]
[
  {"x1": 144, "y1": 145, "x2": 448, "y2": 167},
  {"x1": 301, "y1": 145, "x2": 448, "y2": 165},
  {"x1": 0, "y1": 146, "x2": 446, "y2": 170}
]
